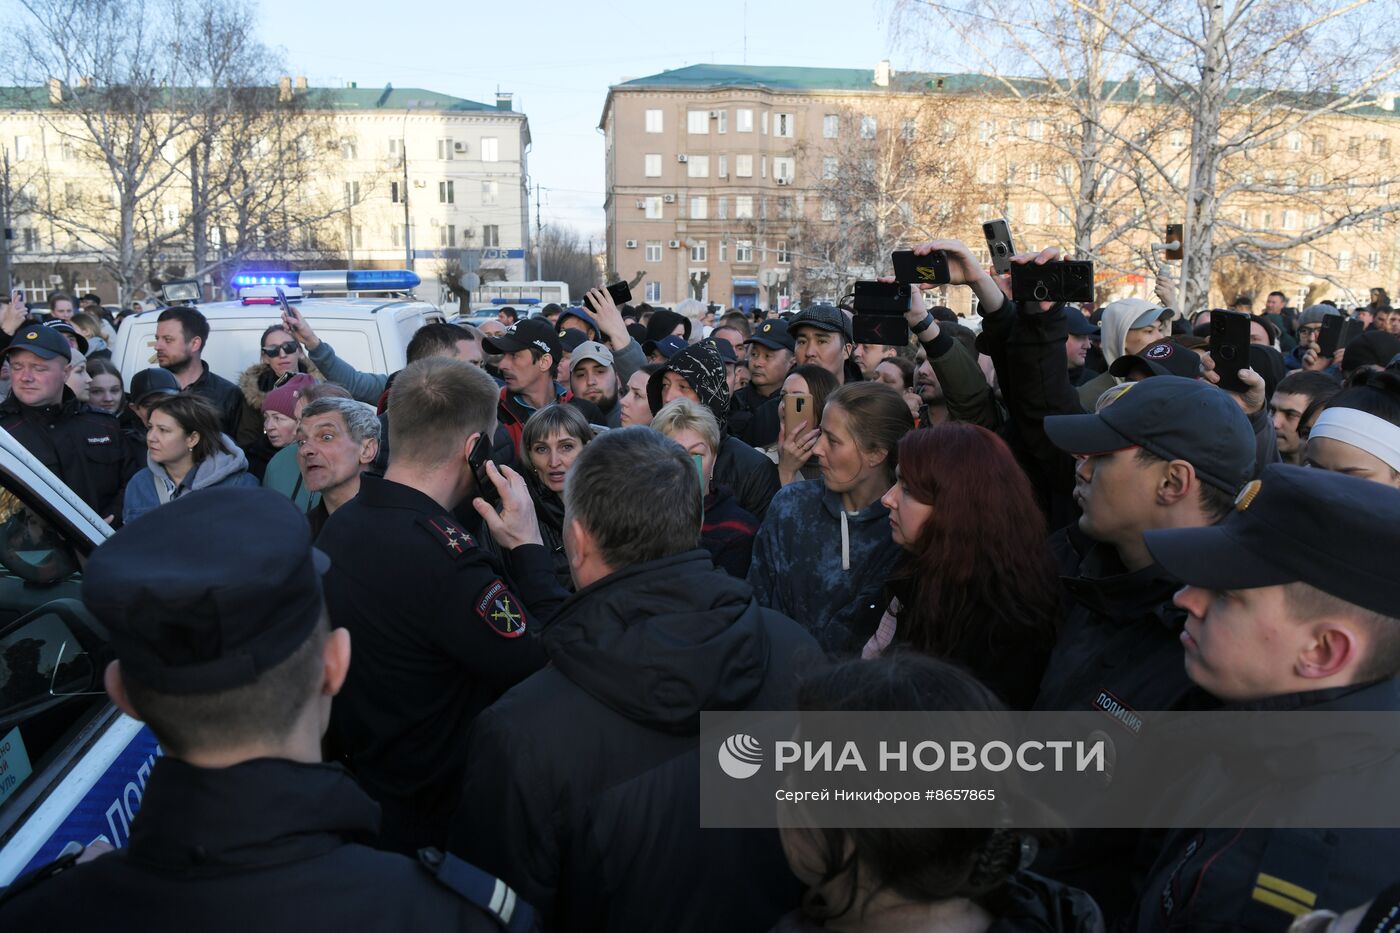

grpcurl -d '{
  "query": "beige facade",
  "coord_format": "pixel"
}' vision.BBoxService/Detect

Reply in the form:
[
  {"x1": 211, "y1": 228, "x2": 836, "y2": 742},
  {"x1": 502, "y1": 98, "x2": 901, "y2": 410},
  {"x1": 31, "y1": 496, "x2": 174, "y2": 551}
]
[{"x1": 601, "y1": 64, "x2": 1400, "y2": 314}]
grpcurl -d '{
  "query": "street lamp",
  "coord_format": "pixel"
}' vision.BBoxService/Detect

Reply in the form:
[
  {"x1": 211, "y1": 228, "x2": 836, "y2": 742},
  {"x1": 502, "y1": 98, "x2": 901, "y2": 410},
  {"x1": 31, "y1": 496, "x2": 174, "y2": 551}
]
[{"x1": 401, "y1": 107, "x2": 413, "y2": 271}]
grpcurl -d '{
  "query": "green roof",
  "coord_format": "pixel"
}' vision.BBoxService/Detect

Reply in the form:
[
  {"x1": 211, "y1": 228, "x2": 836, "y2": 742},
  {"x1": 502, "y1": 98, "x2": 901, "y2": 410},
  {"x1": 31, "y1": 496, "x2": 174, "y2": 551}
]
[
  {"x1": 610, "y1": 64, "x2": 1399, "y2": 118},
  {"x1": 0, "y1": 84, "x2": 512, "y2": 113}
]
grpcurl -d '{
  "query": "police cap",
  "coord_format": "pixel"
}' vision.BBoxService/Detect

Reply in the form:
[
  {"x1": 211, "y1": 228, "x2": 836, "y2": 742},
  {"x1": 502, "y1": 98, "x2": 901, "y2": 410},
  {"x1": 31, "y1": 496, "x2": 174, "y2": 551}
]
[{"x1": 83, "y1": 487, "x2": 330, "y2": 695}]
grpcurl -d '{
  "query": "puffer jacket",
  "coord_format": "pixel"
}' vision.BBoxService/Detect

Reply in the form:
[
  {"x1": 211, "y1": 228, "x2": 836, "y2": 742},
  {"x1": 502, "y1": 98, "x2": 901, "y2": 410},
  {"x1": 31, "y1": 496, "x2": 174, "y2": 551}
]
[
  {"x1": 747, "y1": 479, "x2": 900, "y2": 655},
  {"x1": 122, "y1": 437, "x2": 258, "y2": 524},
  {"x1": 448, "y1": 550, "x2": 820, "y2": 932}
]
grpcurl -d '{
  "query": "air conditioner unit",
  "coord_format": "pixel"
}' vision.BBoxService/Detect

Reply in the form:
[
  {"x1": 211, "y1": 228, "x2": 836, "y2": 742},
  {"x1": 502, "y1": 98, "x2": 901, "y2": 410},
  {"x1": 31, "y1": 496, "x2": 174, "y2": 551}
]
[
  {"x1": 677, "y1": 154, "x2": 689, "y2": 163},
  {"x1": 454, "y1": 142, "x2": 466, "y2": 152},
  {"x1": 636, "y1": 199, "x2": 646, "y2": 209},
  {"x1": 776, "y1": 177, "x2": 790, "y2": 186},
  {"x1": 663, "y1": 194, "x2": 676, "y2": 203},
  {"x1": 413, "y1": 180, "x2": 426, "y2": 188},
  {"x1": 625, "y1": 239, "x2": 638, "y2": 248},
  {"x1": 709, "y1": 110, "x2": 721, "y2": 119},
  {"x1": 668, "y1": 240, "x2": 682, "y2": 249}
]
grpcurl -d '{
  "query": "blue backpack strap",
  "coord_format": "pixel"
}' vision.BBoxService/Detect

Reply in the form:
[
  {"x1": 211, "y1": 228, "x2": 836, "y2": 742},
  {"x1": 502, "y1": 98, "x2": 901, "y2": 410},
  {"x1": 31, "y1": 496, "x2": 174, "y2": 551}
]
[{"x1": 418, "y1": 848, "x2": 534, "y2": 932}]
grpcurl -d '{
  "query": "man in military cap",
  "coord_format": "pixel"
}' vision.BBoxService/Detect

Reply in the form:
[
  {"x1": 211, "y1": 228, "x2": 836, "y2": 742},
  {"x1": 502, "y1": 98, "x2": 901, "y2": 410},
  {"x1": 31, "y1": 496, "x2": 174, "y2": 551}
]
[
  {"x1": 729, "y1": 318, "x2": 794, "y2": 447},
  {"x1": 1133, "y1": 464, "x2": 1400, "y2": 932},
  {"x1": 0, "y1": 323, "x2": 139, "y2": 522},
  {"x1": 317, "y1": 357, "x2": 568, "y2": 852},
  {"x1": 0, "y1": 487, "x2": 530, "y2": 932}
]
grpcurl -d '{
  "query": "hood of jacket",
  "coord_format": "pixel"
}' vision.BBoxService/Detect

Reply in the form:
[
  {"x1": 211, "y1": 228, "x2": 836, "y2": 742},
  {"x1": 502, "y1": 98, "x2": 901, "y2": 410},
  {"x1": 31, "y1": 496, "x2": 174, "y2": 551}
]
[
  {"x1": 647, "y1": 340, "x2": 731, "y2": 426},
  {"x1": 239, "y1": 359, "x2": 318, "y2": 409},
  {"x1": 1098, "y1": 298, "x2": 1163, "y2": 366},
  {"x1": 542, "y1": 550, "x2": 770, "y2": 733},
  {"x1": 147, "y1": 434, "x2": 249, "y2": 492}
]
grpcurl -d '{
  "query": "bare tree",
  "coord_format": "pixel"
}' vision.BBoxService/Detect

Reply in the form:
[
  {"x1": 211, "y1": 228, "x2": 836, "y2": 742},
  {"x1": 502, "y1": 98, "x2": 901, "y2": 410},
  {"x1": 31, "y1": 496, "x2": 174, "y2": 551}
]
[{"x1": 534, "y1": 224, "x2": 598, "y2": 298}]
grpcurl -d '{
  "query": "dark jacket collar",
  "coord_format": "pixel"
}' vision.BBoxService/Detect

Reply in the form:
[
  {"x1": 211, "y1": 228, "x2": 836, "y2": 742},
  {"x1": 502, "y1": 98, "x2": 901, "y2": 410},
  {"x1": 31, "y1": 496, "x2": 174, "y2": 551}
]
[
  {"x1": 1060, "y1": 538, "x2": 1181, "y2": 628},
  {"x1": 356, "y1": 472, "x2": 449, "y2": 515},
  {"x1": 127, "y1": 757, "x2": 379, "y2": 872},
  {"x1": 1228, "y1": 677, "x2": 1400, "y2": 712},
  {"x1": 1, "y1": 387, "x2": 80, "y2": 420}
]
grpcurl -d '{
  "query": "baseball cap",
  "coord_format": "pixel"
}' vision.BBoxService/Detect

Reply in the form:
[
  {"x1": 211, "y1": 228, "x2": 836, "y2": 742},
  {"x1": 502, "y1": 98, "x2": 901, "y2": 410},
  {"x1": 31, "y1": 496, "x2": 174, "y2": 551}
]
[
  {"x1": 560, "y1": 328, "x2": 591, "y2": 354},
  {"x1": 1144, "y1": 464, "x2": 1400, "y2": 618},
  {"x1": 745, "y1": 319, "x2": 795, "y2": 352},
  {"x1": 557, "y1": 306, "x2": 600, "y2": 339},
  {"x1": 1108, "y1": 340, "x2": 1203, "y2": 380},
  {"x1": 129, "y1": 367, "x2": 181, "y2": 406},
  {"x1": 789, "y1": 304, "x2": 852, "y2": 342},
  {"x1": 1065, "y1": 305, "x2": 1101, "y2": 337},
  {"x1": 43, "y1": 320, "x2": 89, "y2": 356},
  {"x1": 482, "y1": 318, "x2": 562, "y2": 363},
  {"x1": 263, "y1": 373, "x2": 318, "y2": 420},
  {"x1": 5, "y1": 323, "x2": 75, "y2": 361},
  {"x1": 82, "y1": 487, "x2": 330, "y2": 694},
  {"x1": 1107, "y1": 297, "x2": 1173, "y2": 330},
  {"x1": 709, "y1": 336, "x2": 738, "y2": 364},
  {"x1": 643, "y1": 334, "x2": 689, "y2": 360},
  {"x1": 570, "y1": 340, "x2": 614, "y2": 372},
  {"x1": 1044, "y1": 375, "x2": 1254, "y2": 494}
]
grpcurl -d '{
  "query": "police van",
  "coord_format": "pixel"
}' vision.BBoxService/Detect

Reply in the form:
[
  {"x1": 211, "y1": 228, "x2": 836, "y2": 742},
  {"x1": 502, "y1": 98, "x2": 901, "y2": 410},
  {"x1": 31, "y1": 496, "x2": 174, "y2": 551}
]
[
  {"x1": 0, "y1": 430, "x2": 152, "y2": 884},
  {"x1": 110, "y1": 269, "x2": 444, "y2": 384}
]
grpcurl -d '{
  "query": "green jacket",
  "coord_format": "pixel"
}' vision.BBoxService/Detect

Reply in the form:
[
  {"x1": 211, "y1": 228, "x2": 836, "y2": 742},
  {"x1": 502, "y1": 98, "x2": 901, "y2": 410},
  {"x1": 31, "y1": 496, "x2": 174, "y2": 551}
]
[{"x1": 262, "y1": 443, "x2": 319, "y2": 514}]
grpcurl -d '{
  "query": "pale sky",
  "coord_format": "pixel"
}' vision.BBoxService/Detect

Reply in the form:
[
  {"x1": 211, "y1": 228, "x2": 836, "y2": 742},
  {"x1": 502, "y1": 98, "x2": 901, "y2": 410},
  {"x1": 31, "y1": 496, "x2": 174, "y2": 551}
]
[{"x1": 258, "y1": 0, "x2": 919, "y2": 237}]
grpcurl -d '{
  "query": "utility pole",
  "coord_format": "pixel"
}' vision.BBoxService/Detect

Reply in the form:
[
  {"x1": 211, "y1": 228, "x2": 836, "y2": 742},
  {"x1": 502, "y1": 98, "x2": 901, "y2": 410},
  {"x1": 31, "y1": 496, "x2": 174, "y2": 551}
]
[
  {"x1": 401, "y1": 108, "x2": 413, "y2": 271},
  {"x1": 0, "y1": 151, "x2": 12, "y2": 293},
  {"x1": 534, "y1": 180, "x2": 543, "y2": 280}
]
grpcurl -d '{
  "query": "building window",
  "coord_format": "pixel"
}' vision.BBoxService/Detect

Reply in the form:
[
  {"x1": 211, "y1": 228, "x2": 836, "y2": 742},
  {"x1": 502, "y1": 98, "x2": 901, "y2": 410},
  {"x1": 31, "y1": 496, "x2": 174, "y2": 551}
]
[
  {"x1": 690, "y1": 240, "x2": 708, "y2": 262},
  {"x1": 645, "y1": 109, "x2": 663, "y2": 133},
  {"x1": 716, "y1": 110, "x2": 727, "y2": 133},
  {"x1": 777, "y1": 197, "x2": 792, "y2": 219},
  {"x1": 716, "y1": 196, "x2": 727, "y2": 219},
  {"x1": 736, "y1": 154, "x2": 753, "y2": 177},
  {"x1": 645, "y1": 153, "x2": 662, "y2": 176},
  {"x1": 483, "y1": 225, "x2": 500, "y2": 247},
  {"x1": 1283, "y1": 209, "x2": 1297, "y2": 229},
  {"x1": 390, "y1": 181, "x2": 402, "y2": 204},
  {"x1": 343, "y1": 181, "x2": 361, "y2": 205},
  {"x1": 719, "y1": 240, "x2": 728, "y2": 262},
  {"x1": 353, "y1": 226, "x2": 363, "y2": 248},
  {"x1": 688, "y1": 155, "x2": 709, "y2": 178},
  {"x1": 1312, "y1": 135, "x2": 1326, "y2": 156},
  {"x1": 1024, "y1": 202, "x2": 1040, "y2": 224},
  {"x1": 390, "y1": 224, "x2": 401, "y2": 247},
  {"x1": 1382, "y1": 139, "x2": 1393, "y2": 159},
  {"x1": 776, "y1": 241, "x2": 790, "y2": 264},
  {"x1": 481, "y1": 137, "x2": 499, "y2": 162},
  {"x1": 482, "y1": 181, "x2": 498, "y2": 205},
  {"x1": 1170, "y1": 128, "x2": 1186, "y2": 147},
  {"x1": 1348, "y1": 137, "x2": 1361, "y2": 158},
  {"x1": 1026, "y1": 119, "x2": 1044, "y2": 141},
  {"x1": 14, "y1": 135, "x2": 32, "y2": 160},
  {"x1": 1058, "y1": 204, "x2": 1072, "y2": 225},
  {"x1": 439, "y1": 180, "x2": 454, "y2": 204},
  {"x1": 645, "y1": 241, "x2": 662, "y2": 262},
  {"x1": 1369, "y1": 251, "x2": 1381, "y2": 272},
  {"x1": 773, "y1": 157, "x2": 795, "y2": 182},
  {"x1": 440, "y1": 224, "x2": 456, "y2": 247},
  {"x1": 735, "y1": 195, "x2": 754, "y2": 219},
  {"x1": 900, "y1": 119, "x2": 916, "y2": 141},
  {"x1": 645, "y1": 196, "x2": 663, "y2": 219},
  {"x1": 978, "y1": 121, "x2": 993, "y2": 143},
  {"x1": 690, "y1": 196, "x2": 708, "y2": 219},
  {"x1": 645, "y1": 281, "x2": 662, "y2": 302},
  {"x1": 437, "y1": 138, "x2": 454, "y2": 160},
  {"x1": 718, "y1": 155, "x2": 728, "y2": 177},
  {"x1": 736, "y1": 240, "x2": 753, "y2": 263},
  {"x1": 1308, "y1": 172, "x2": 1323, "y2": 188},
  {"x1": 1005, "y1": 163, "x2": 1018, "y2": 184},
  {"x1": 21, "y1": 228, "x2": 39, "y2": 251},
  {"x1": 760, "y1": 156, "x2": 767, "y2": 179},
  {"x1": 1027, "y1": 163, "x2": 1042, "y2": 184},
  {"x1": 822, "y1": 157, "x2": 838, "y2": 180},
  {"x1": 761, "y1": 111, "x2": 769, "y2": 135},
  {"x1": 823, "y1": 114, "x2": 839, "y2": 138},
  {"x1": 1338, "y1": 250, "x2": 1352, "y2": 272},
  {"x1": 1301, "y1": 249, "x2": 1314, "y2": 269},
  {"x1": 1057, "y1": 164, "x2": 1073, "y2": 186},
  {"x1": 162, "y1": 204, "x2": 180, "y2": 228},
  {"x1": 1287, "y1": 132, "x2": 1302, "y2": 152},
  {"x1": 860, "y1": 115, "x2": 877, "y2": 139},
  {"x1": 774, "y1": 113, "x2": 795, "y2": 138},
  {"x1": 688, "y1": 111, "x2": 710, "y2": 134},
  {"x1": 821, "y1": 198, "x2": 838, "y2": 221},
  {"x1": 736, "y1": 109, "x2": 753, "y2": 132}
]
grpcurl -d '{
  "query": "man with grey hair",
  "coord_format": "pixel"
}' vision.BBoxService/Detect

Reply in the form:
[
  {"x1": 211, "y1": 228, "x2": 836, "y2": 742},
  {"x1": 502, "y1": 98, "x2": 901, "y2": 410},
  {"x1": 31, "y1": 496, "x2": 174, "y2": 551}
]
[
  {"x1": 449, "y1": 426, "x2": 819, "y2": 931},
  {"x1": 295, "y1": 396, "x2": 380, "y2": 536}
]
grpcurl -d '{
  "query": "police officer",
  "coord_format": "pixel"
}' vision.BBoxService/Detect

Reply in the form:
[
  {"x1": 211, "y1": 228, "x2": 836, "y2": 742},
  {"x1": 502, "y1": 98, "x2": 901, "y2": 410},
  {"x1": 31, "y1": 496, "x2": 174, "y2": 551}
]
[
  {"x1": 317, "y1": 357, "x2": 568, "y2": 853},
  {"x1": 0, "y1": 487, "x2": 530, "y2": 932},
  {"x1": 0, "y1": 323, "x2": 138, "y2": 521},
  {"x1": 1132, "y1": 464, "x2": 1400, "y2": 932}
]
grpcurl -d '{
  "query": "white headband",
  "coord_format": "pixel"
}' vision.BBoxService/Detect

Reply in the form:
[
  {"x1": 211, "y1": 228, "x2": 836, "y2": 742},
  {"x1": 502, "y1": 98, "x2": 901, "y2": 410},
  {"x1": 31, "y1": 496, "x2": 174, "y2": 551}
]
[{"x1": 1310, "y1": 407, "x2": 1400, "y2": 473}]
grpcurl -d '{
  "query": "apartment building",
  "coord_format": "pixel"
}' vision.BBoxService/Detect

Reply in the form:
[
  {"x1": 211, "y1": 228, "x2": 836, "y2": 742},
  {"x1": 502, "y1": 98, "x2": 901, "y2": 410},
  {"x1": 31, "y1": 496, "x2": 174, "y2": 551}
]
[
  {"x1": 600, "y1": 63, "x2": 1400, "y2": 313},
  {"x1": 0, "y1": 80, "x2": 531, "y2": 306}
]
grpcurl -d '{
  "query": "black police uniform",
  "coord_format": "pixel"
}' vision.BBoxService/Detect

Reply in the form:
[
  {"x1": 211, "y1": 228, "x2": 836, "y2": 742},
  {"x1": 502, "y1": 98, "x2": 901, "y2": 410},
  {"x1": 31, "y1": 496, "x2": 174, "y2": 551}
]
[
  {"x1": 0, "y1": 486, "x2": 531, "y2": 932},
  {"x1": 317, "y1": 472, "x2": 566, "y2": 852},
  {"x1": 0, "y1": 390, "x2": 139, "y2": 519}
]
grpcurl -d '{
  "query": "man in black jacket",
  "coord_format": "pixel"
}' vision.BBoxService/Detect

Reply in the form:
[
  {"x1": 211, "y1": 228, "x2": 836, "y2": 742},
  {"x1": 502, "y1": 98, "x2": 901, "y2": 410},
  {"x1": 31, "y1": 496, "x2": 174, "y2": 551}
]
[
  {"x1": 449, "y1": 427, "x2": 820, "y2": 932},
  {"x1": 1133, "y1": 464, "x2": 1400, "y2": 932},
  {"x1": 155, "y1": 306, "x2": 242, "y2": 435},
  {"x1": 729, "y1": 318, "x2": 793, "y2": 447},
  {"x1": 0, "y1": 487, "x2": 526, "y2": 932},
  {"x1": 648, "y1": 339, "x2": 780, "y2": 519}
]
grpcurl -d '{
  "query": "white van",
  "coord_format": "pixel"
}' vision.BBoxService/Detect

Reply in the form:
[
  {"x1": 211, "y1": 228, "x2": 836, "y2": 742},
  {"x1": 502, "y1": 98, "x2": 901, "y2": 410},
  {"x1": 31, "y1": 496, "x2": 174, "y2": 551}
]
[{"x1": 109, "y1": 272, "x2": 444, "y2": 385}]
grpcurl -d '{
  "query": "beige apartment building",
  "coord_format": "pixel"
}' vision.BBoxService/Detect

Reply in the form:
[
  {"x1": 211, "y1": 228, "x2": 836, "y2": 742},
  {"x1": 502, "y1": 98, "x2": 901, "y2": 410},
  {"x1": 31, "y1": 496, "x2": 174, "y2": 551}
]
[
  {"x1": 600, "y1": 63, "x2": 1400, "y2": 314},
  {"x1": 0, "y1": 80, "x2": 531, "y2": 307}
]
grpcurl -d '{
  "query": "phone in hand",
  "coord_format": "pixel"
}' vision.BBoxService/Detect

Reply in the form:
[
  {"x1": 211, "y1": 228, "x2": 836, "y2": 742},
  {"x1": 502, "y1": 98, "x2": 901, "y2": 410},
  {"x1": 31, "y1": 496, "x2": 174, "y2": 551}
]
[
  {"x1": 276, "y1": 287, "x2": 301, "y2": 325},
  {"x1": 1210, "y1": 310, "x2": 1252, "y2": 394},
  {"x1": 1339, "y1": 317, "x2": 1364, "y2": 350},
  {"x1": 1164, "y1": 223, "x2": 1184, "y2": 261},
  {"x1": 891, "y1": 250, "x2": 950, "y2": 286},
  {"x1": 1009, "y1": 260, "x2": 1095, "y2": 304},
  {"x1": 851, "y1": 281, "x2": 912, "y2": 346},
  {"x1": 468, "y1": 433, "x2": 499, "y2": 506},
  {"x1": 783, "y1": 392, "x2": 812, "y2": 430},
  {"x1": 1317, "y1": 315, "x2": 1344, "y2": 358},
  {"x1": 982, "y1": 219, "x2": 1016, "y2": 275},
  {"x1": 586, "y1": 280, "x2": 632, "y2": 313}
]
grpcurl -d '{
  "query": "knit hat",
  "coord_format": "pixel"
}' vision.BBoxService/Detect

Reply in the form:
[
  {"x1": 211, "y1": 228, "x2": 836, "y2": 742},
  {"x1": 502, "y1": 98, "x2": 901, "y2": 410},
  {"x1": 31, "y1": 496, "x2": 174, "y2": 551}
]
[
  {"x1": 1342, "y1": 330, "x2": 1400, "y2": 374},
  {"x1": 263, "y1": 373, "x2": 317, "y2": 419},
  {"x1": 1299, "y1": 304, "x2": 1341, "y2": 327},
  {"x1": 645, "y1": 308, "x2": 692, "y2": 342},
  {"x1": 647, "y1": 340, "x2": 730, "y2": 426}
]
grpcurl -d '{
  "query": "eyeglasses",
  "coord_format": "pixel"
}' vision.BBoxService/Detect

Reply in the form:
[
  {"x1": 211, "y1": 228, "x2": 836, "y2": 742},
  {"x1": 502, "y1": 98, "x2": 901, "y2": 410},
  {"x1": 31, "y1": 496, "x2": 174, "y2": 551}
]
[
  {"x1": 1298, "y1": 325, "x2": 1322, "y2": 336},
  {"x1": 262, "y1": 341, "x2": 299, "y2": 358}
]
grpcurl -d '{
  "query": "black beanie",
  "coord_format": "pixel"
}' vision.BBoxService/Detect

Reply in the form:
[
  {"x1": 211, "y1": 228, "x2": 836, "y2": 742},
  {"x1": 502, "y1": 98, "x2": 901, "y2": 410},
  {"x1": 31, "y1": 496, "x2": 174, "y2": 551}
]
[
  {"x1": 645, "y1": 308, "x2": 692, "y2": 343},
  {"x1": 1342, "y1": 330, "x2": 1400, "y2": 373}
]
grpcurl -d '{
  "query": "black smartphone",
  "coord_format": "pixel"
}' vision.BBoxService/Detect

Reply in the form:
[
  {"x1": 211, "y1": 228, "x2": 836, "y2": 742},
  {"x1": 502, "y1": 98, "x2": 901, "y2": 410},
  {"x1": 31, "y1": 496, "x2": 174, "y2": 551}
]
[
  {"x1": 982, "y1": 218, "x2": 1016, "y2": 274},
  {"x1": 276, "y1": 287, "x2": 300, "y2": 325},
  {"x1": 1317, "y1": 315, "x2": 1344, "y2": 358},
  {"x1": 1339, "y1": 318, "x2": 1364, "y2": 350},
  {"x1": 467, "y1": 433, "x2": 500, "y2": 507},
  {"x1": 586, "y1": 280, "x2": 632, "y2": 312},
  {"x1": 1009, "y1": 260, "x2": 1095, "y2": 304},
  {"x1": 1164, "y1": 223, "x2": 1184, "y2": 261},
  {"x1": 1210, "y1": 310, "x2": 1252, "y2": 394},
  {"x1": 891, "y1": 250, "x2": 949, "y2": 286},
  {"x1": 851, "y1": 281, "x2": 911, "y2": 346}
]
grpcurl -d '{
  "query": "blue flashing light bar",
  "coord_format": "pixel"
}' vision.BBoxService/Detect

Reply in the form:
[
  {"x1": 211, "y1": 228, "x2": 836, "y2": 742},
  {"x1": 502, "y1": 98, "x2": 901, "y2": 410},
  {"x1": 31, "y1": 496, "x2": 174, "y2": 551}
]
[
  {"x1": 490, "y1": 297, "x2": 540, "y2": 305},
  {"x1": 231, "y1": 270, "x2": 421, "y2": 291}
]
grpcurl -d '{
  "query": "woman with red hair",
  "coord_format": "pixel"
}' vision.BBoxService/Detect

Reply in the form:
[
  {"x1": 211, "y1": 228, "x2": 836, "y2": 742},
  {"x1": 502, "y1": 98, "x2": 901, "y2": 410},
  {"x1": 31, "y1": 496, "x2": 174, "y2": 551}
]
[{"x1": 866, "y1": 423, "x2": 1061, "y2": 708}]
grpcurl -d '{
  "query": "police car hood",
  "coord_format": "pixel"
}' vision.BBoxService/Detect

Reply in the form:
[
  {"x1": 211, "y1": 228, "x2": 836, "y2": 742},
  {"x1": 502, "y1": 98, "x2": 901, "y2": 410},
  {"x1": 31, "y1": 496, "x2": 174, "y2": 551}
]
[{"x1": 542, "y1": 549, "x2": 771, "y2": 733}]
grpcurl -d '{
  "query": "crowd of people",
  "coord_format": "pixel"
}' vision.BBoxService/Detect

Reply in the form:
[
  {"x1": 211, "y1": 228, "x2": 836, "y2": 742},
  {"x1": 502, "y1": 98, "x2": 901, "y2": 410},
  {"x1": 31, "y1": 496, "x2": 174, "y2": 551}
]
[{"x1": 1, "y1": 251, "x2": 1400, "y2": 933}]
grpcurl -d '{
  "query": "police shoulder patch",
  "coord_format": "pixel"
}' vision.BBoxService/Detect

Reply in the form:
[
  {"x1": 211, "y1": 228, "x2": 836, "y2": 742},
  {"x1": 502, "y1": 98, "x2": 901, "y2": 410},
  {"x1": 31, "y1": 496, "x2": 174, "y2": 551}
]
[
  {"x1": 476, "y1": 580, "x2": 527, "y2": 638},
  {"x1": 416, "y1": 514, "x2": 476, "y2": 558}
]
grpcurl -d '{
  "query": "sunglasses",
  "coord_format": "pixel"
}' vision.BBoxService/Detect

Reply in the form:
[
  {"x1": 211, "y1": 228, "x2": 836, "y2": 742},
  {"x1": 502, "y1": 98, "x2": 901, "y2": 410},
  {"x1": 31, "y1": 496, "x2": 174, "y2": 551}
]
[{"x1": 262, "y1": 340, "x2": 300, "y2": 358}]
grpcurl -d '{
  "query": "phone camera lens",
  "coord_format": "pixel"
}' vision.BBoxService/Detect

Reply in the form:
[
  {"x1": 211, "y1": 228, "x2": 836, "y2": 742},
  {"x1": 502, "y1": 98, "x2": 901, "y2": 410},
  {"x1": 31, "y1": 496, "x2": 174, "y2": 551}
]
[{"x1": 1220, "y1": 346, "x2": 1237, "y2": 361}]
